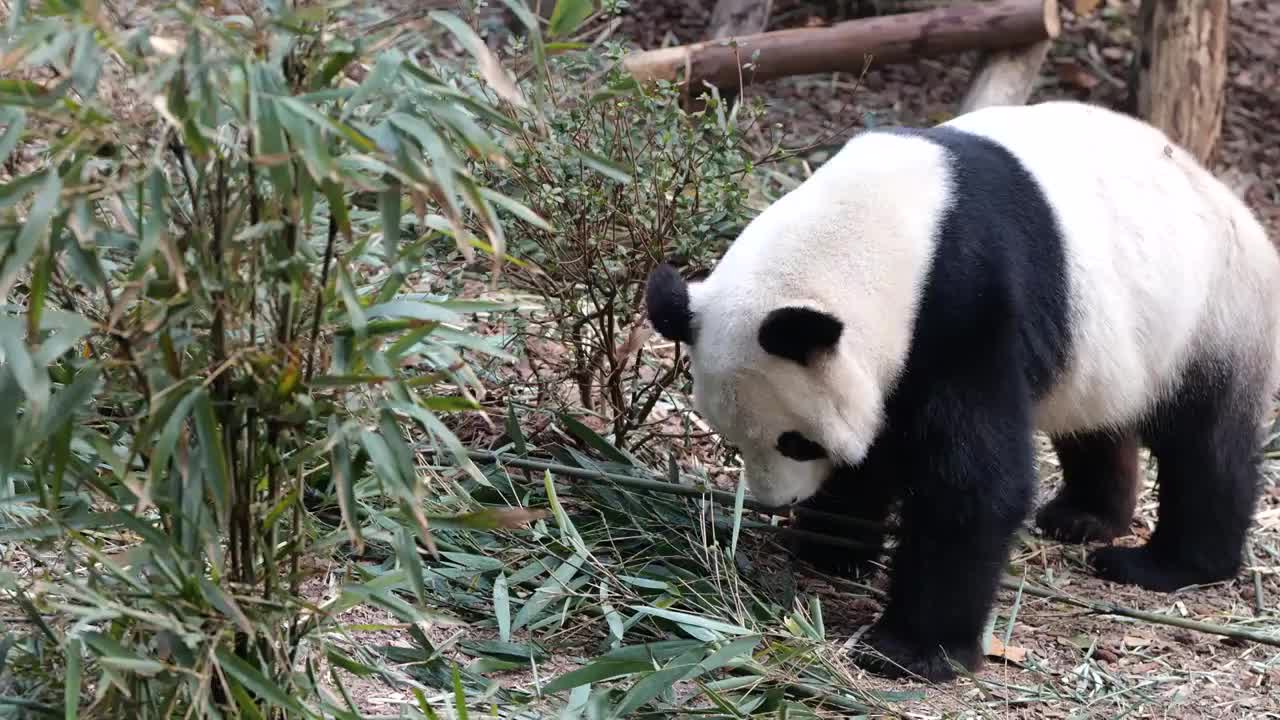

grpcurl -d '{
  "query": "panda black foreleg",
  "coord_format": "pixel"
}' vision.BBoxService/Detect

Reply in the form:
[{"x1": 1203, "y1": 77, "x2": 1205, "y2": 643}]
[
  {"x1": 852, "y1": 376, "x2": 1035, "y2": 682},
  {"x1": 1035, "y1": 431, "x2": 1140, "y2": 543},
  {"x1": 1091, "y1": 364, "x2": 1260, "y2": 591},
  {"x1": 788, "y1": 448, "x2": 899, "y2": 578}
]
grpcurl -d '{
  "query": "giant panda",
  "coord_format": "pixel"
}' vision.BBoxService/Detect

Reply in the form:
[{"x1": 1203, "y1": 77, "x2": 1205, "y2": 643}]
[{"x1": 644, "y1": 100, "x2": 1280, "y2": 682}]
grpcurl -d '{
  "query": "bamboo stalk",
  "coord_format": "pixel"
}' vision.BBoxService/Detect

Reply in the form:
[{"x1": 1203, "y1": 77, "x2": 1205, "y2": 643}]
[
  {"x1": 1007, "y1": 581, "x2": 1280, "y2": 648},
  {"x1": 461, "y1": 449, "x2": 892, "y2": 535},
  {"x1": 460, "y1": 450, "x2": 1280, "y2": 650}
]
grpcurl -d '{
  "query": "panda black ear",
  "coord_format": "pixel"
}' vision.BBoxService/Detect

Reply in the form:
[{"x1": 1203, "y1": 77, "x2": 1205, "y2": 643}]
[
  {"x1": 758, "y1": 307, "x2": 843, "y2": 366},
  {"x1": 645, "y1": 263, "x2": 695, "y2": 345}
]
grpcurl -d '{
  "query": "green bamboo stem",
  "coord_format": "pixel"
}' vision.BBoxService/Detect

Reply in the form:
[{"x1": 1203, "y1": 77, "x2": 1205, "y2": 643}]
[
  {"x1": 461, "y1": 449, "x2": 892, "y2": 535},
  {"x1": 462, "y1": 449, "x2": 1280, "y2": 651},
  {"x1": 1005, "y1": 580, "x2": 1280, "y2": 648}
]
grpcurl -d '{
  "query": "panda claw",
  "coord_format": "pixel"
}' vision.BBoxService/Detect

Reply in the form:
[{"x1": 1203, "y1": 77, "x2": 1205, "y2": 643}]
[
  {"x1": 1035, "y1": 498, "x2": 1129, "y2": 544},
  {"x1": 787, "y1": 535, "x2": 880, "y2": 579},
  {"x1": 850, "y1": 624, "x2": 980, "y2": 683},
  {"x1": 1089, "y1": 546, "x2": 1236, "y2": 592}
]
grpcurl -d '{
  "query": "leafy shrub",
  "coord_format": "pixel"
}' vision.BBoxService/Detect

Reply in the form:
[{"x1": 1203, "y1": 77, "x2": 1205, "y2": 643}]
[
  {"x1": 0, "y1": 2, "x2": 549, "y2": 716},
  {"x1": 478, "y1": 43, "x2": 761, "y2": 452}
]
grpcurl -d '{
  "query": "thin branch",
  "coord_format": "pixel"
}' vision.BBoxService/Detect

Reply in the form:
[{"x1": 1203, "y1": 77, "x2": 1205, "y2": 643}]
[{"x1": 305, "y1": 212, "x2": 338, "y2": 382}]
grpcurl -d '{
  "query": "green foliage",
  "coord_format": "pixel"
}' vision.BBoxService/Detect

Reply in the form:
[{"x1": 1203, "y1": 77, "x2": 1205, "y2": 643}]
[{"x1": 0, "y1": 1, "x2": 546, "y2": 716}]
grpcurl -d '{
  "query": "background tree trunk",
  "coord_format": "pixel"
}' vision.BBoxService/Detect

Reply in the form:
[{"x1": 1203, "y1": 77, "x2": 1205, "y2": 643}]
[{"x1": 1132, "y1": 0, "x2": 1229, "y2": 165}]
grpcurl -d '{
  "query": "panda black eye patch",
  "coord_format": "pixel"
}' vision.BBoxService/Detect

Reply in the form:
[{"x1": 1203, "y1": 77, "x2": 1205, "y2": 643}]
[{"x1": 776, "y1": 431, "x2": 827, "y2": 462}]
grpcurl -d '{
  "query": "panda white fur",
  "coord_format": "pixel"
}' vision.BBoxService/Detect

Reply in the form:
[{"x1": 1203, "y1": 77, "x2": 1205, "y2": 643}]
[{"x1": 645, "y1": 100, "x2": 1280, "y2": 682}]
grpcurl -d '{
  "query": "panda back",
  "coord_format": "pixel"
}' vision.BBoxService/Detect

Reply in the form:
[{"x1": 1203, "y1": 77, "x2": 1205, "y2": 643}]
[{"x1": 944, "y1": 101, "x2": 1280, "y2": 434}]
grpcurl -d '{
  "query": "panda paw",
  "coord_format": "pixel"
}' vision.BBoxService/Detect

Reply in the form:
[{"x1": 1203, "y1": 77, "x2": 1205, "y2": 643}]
[
  {"x1": 849, "y1": 625, "x2": 980, "y2": 683},
  {"x1": 1090, "y1": 546, "x2": 1236, "y2": 592},
  {"x1": 1035, "y1": 498, "x2": 1129, "y2": 544},
  {"x1": 787, "y1": 534, "x2": 880, "y2": 578}
]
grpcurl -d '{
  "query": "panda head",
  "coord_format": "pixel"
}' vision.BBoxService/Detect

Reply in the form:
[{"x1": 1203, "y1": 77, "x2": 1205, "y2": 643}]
[{"x1": 645, "y1": 262, "x2": 879, "y2": 509}]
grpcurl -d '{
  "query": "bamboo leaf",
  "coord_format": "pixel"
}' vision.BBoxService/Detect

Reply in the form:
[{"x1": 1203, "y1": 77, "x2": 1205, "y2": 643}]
[
  {"x1": 429, "y1": 11, "x2": 526, "y2": 108},
  {"x1": 729, "y1": 473, "x2": 746, "y2": 559},
  {"x1": 0, "y1": 169, "x2": 59, "y2": 300},
  {"x1": 226, "y1": 677, "x2": 269, "y2": 720},
  {"x1": 379, "y1": 177, "x2": 402, "y2": 262},
  {"x1": 572, "y1": 147, "x2": 632, "y2": 184},
  {"x1": 364, "y1": 300, "x2": 461, "y2": 324},
  {"x1": 511, "y1": 553, "x2": 584, "y2": 632},
  {"x1": 505, "y1": 404, "x2": 527, "y2": 455},
  {"x1": 39, "y1": 366, "x2": 100, "y2": 441},
  {"x1": 64, "y1": 638, "x2": 81, "y2": 720},
  {"x1": 398, "y1": 525, "x2": 427, "y2": 605},
  {"x1": 542, "y1": 659, "x2": 653, "y2": 695},
  {"x1": 558, "y1": 414, "x2": 634, "y2": 466},
  {"x1": 423, "y1": 507, "x2": 547, "y2": 531},
  {"x1": 359, "y1": 430, "x2": 403, "y2": 488},
  {"x1": 451, "y1": 663, "x2": 470, "y2": 720},
  {"x1": 198, "y1": 577, "x2": 254, "y2": 638},
  {"x1": 611, "y1": 661, "x2": 699, "y2": 718},
  {"x1": 390, "y1": 402, "x2": 474, "y2": 475},
  {"x1": 629, "y1": 606, "x2": 753, "y2": 638},
  {"x1": 191, "y1": 391, "x2": 231, "y2": 523},
  {"x1": 0, "y1": 108, "x2": 26, "y2": 169},
  {"x1": 214, "y1": 647, "x2": 306, "y2": 714},
  {"x1": 149, "y1": 384, "x2": 201, "y2": 493},
  {"x1": 330, "y1": 417, "x2": 363, "y2": 552},
  {"x1": 543, "y1": 470, "x2": 589, "y2": 556},
  {"x1": 494, "y1": 572, "x2": 511, "y2": 643},
  {"x1": 137, "y1": 168, "x2": 168, "y2": 268},
  {"x1": 0, "y1": 322, "x2": 47, "y2": 412},
  {"x1": 480, "y1": 187, "x2": 552, "y2": 232},
  {"x1": 548, "y1": 0, "x2": 595, "y2": 37},
  {"x1": 81, "y1": 632, "x2": 164, "y2": 676},
  {"x1": 496, "y1": 0, "x2": 548, "y2": 84},
  {"x1": 68, "y1": 26, "x2": 100, "y2": 98},
  {"x1": 336, "y1": 263, "x2": 367, "y2": 338}
]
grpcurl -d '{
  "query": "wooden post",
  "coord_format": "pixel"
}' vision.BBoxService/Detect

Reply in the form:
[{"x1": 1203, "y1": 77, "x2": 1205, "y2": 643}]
[
  {"x1": 958, "y1": 38, "x2": 1053, "y2": 113},
  {"x1": 624, "y1": 0, "x2": 1061, "y2": 94},
  {"x1": 709, "y1": 0, "x2": 775, "y2": 39},
  {"x1": 1132, "y1": 0, "x2": 1229, "y2": 164}
]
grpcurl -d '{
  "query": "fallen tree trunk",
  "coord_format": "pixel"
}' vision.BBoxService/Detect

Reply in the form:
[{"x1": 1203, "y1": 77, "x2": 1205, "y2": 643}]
[
  {"x1": 1132, "y1": 0, "x2": 1228, "y2": 165},
  {"x1": 624, "y1": 0, "x2": 1060, "y2": 92},
  {"x1": 959, "y1": 38, "x2": 1052, "y2": 112}
]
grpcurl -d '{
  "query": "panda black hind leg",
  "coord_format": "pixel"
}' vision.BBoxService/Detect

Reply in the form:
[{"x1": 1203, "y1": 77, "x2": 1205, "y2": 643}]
[
  {"x1": 1035, "y1": 431, "x2": 1140, "y2": 543},
  {"x1": 1091, "y1": 361, "x2": 1262, "y2": 592}
]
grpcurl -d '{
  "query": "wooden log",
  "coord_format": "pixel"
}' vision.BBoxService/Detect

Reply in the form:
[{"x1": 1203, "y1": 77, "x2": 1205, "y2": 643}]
[
  {"x1": 623, "y1": 0, "x2": 1061, "y2": 92},
  {"x1": 1132, "y1": 0, "x2": 1228, "y2": 165},
  {"x1": 709, "y1": 0, "x2": 775, "y2": 40},
  {"x1": 958, "y1": 38, "x2": 1052, "y2": 113}
]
